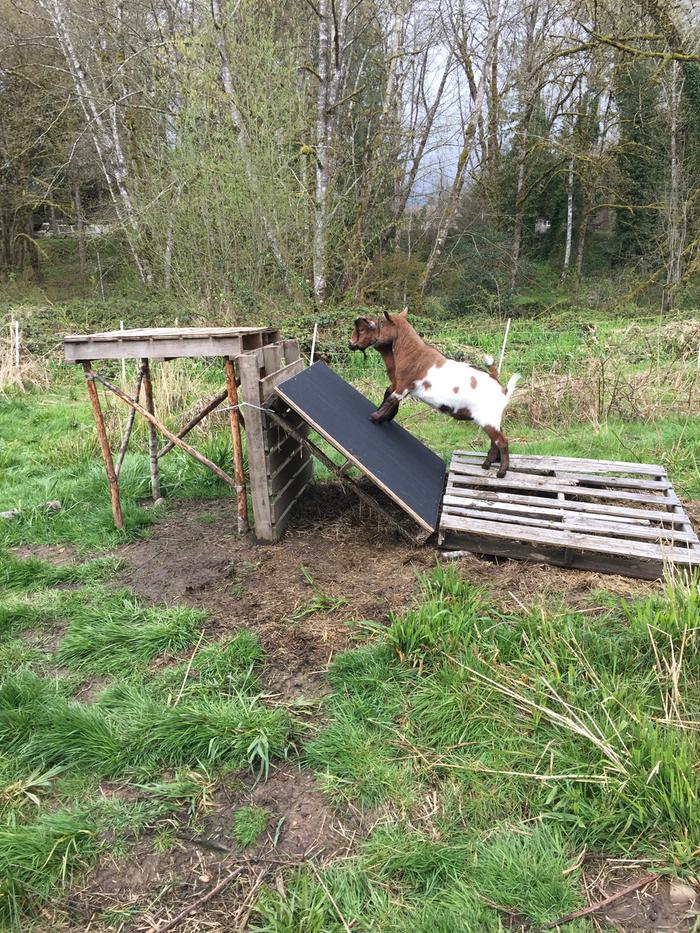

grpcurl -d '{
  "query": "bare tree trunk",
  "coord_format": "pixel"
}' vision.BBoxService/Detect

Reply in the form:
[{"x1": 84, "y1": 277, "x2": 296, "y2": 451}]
[
  {"x1": 39, "y1": 0, "x2": 150, "y2": 283},
  {"x1": 509, "y1": 150, "x2": 527, "y2": 294},
  {"x1": 73, "y1": 182, "x2": 86, "y2": 277},
  {"x1": 575, "y1": 194, "x2": 590, "y2": 282},
  {"x1": 487, "y1": 53, "x2": 499, "y2": 194},
  {"x1": 560, "y1": 155, "x2": 575, "y2": 282},
  {"x1": 49, "y1": 203, "x2": 58, "y2": 235},
  {"x1": 388, "y1": 52, "x2": 452, "y2": 248},
  {"x1": 508, "y1": 0, "x2": 540, "y2": 296},
  {"x1": 313, "y1": 0, "x2": 331, "y2": 303},
  {"x1": 210, "y1": 0, "x2": 294, "y2": 298},
  {"x1": 662, "y1": 60, "x2": 683, "y2": 313},
  {"x1": 421, "y1": 0, "x2": 499, "y2": 296}
]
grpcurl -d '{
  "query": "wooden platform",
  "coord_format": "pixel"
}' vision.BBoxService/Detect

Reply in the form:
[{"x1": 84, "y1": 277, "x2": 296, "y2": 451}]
[
  {"x1": 64, "y1": 326, "x2": 280, "y2": 361},
  {"x1": 439, "y1": 451, "x2": 700, "y2": 580}
]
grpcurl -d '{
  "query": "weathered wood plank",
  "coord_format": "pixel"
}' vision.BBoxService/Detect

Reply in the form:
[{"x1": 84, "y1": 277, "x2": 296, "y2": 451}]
[
  {"x1": 282, "y1": 339, "x2": 301, "y2": 364},
  {"x1": 262, "y1": 344, "x2": 282, "y2": 377},
  {"x1": 270, "y1": 448, "x2": 309, "y2": 494},
  {"x1": 238, "y1": 353, "x2": 274, "y2": 541},
  {"x1": 272, "y1": 459, "x2": 314, "y2": 527},
  {"x1": 268, "y1": 434, "x2": 302, "y2": 474},
  {"x1": 439, "y1": 532, "x2": 668, "y2": 581},
  {"x1": 446, "y1": 475, "x2": 678, "y2": 507},
  {"x1": 449, "y1": 460, "x2": 671, "y2": 492},
  {"x1": 439, "y1": 513, "x2": 700, "y2": 564},
  {"x1": 272, "y1": 455, "x2": 313, "y2": 506},
  {"x1": 440, "y1": 504, "x2": 698, "y2": 545},
  {"x1": 441, "y1": 488, "x2": 689, "y2": 525},
  {"x1": 451, "y1": 451, "x2": 666, "y2": 476},
  {"x1": 65, "y1": 327, "x2": 280, "y2": 362},
  {"x1": 260, "y1": 359, "x2": 305, "y2": 400}
]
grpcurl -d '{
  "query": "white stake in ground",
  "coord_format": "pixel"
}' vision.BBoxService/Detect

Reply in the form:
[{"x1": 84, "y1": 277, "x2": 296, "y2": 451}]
[
  {"x1": 310, "y1": 320, "x2": 319, "y2": 365},
  {"x1": 498, "y1": 317, "x2": 511, "y2": 375},
  {"x1": 120, "y1": 320, "x2": 126, "y2": 382}
]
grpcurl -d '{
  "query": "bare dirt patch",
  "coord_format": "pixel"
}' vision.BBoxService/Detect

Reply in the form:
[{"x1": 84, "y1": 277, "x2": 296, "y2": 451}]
[
  {"x1": 584, "y1": 870, "x2": 699, "y2": 932},
  {"x1": 116, "y1": 483, "x2": 437, "y2": 699},
  {"x1": 11, "y1": 542, "x2": 77, "y2": 565},
  {"x1": 115, "y1": 482, "x2": 668, "y2": 702},
  {"x1": 53, "y1": 765, "x2": 366, "y2": 933}
]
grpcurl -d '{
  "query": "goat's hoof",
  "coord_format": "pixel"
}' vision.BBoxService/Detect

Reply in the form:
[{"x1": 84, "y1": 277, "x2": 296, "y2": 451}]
[
  {"x1": 370, "y1": 413, "x2": 382, "y2": 423},
  {"x1": 481, "y1": 460, "x2": 492, "y2": 470},
  {"x1": 496, "y1": 468, "x2": 507, "y2": 479}
]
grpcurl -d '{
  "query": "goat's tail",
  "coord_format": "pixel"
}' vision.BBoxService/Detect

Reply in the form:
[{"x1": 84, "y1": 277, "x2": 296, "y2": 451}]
[{"x1": 504, "y1": 373, "x2": 521, "y2": 401}]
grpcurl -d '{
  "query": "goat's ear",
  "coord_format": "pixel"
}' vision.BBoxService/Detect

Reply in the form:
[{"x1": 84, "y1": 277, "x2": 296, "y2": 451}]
[
  {"x1": 383, "y1": 310, "x2": 394, "y2": 322},
  {"x1": 398, "y1": 306, "x2": 408, "y2": 318}
]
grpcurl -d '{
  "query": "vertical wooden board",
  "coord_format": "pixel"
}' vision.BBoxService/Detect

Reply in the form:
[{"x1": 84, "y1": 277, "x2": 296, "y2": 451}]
[
  {"x1": 283, "y1": 339, "x2": 301, "y2": 364},
  {"x1": 263, "y1": 344, "x2": 282, "y2": 377},
  {"x1": 238, "y1": 353, "x2": 275, "y2": 541}
]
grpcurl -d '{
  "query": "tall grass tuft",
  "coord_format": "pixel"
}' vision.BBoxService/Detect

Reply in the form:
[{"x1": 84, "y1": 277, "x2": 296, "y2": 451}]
[
  {"x1": 57, "y1": 589, "x2": 205, "y2": 675},
  {"x1": 0, "y1": 552, "x2": 122, "y2": 592}
]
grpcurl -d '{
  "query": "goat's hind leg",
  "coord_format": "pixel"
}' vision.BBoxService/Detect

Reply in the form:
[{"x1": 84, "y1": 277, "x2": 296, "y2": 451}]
[
  {"x1": 483, "y1": 426, "x2": 509, "y2": 478},
  {"x1": 481, "y1": 439, "x2": 500, "y2": 470}
]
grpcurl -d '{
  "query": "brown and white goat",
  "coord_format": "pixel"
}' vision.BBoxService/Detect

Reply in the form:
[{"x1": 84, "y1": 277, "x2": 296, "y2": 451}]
[{"x1": 349, "y1": 310, "x2": 519, "y2": 477}]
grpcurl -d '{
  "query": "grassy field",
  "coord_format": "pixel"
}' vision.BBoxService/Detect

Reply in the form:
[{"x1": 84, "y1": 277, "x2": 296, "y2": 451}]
[{"x1": 1, "y1": 294, "x2": 699, "y2": 930}]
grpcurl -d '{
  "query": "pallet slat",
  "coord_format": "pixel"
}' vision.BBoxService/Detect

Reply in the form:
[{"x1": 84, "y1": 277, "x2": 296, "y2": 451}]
[
  {"x1": 447, "y1": 474, "x2": 679, "y2": 507},
  {"x1": 452, "y1": 451, "x2": 666, "y2": 476},
  {"x1": 441, "y1": 488, "x2": 690, "y2": 525},
  {"x1": 440, "y1": 514, "x2": 700, "y2": 564},
  {"x1": 441, "y1": 505, "x2": 698, "y2": 545}
]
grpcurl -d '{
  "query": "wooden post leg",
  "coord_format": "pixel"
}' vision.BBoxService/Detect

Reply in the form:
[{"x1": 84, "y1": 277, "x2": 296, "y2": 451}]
[
  {"x1": 82, "y1": 361, "x2": 124, "y2": 530},
  {"x1": 141, "y1": 358, "x2": 162, "y2": 503},
  {"x1": 224, "y1": 357, "x2": 249, "y2": 534}
]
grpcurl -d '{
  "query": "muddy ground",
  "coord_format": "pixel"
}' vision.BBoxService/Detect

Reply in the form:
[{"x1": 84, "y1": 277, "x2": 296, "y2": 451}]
[{"x1": 17, "y1": 483, "x2": 699, "y2": 931}]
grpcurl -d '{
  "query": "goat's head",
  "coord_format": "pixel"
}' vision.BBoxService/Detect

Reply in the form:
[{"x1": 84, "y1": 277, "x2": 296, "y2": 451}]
[
  {"x1": 348, "y1": 315, "x2": 380, "y2": 354},
  {"x1": 369, "y1": 307, "x2": 409, "y2": 348}
]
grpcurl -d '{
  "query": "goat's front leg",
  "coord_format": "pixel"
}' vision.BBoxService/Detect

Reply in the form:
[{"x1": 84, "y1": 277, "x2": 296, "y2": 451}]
[
  {"x1": 376, "y1": 386, "x2": 399, "y2": 422},
  {"x1": 483, "y1": 426, "x2": 510, "y2": 478},
  {"x1": 370, "y1": 388, "x2": 406, "y2": 424}
]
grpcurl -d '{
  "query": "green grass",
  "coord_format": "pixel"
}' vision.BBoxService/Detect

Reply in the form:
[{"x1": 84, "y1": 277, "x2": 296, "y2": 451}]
[
  {"x1": 1, "y1": 305, "x2": 699, "y2": 929},
  {"x1": 0, "y1": 552, "x2": 122, "y2": 591},
  {"x1": 233, "y1": 805, "x2": 271, "y2": 847}
]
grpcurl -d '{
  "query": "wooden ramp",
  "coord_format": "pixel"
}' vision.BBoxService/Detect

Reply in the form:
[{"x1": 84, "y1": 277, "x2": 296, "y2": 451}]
[
  {"x1": 275, "y1": 362, "x2": 446, "y2": 532},
  {"x1": 440, "y1": 451, "x2": 700, "y2": 580}
]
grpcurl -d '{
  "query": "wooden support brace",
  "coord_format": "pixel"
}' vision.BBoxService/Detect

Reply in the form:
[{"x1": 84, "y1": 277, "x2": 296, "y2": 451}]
[
  {"x1": 85, "y1": 368, "x2": 238, "y2": 491},
  {"x1": 263, "y1": 407, "x2": 421, "y2": 546},
  {"x1": 82, "y1": 362, "x2": 124, "y2": 530},
  {"x1": 157, "y1": 388, "x2": 229, "y2": 459},
  {"x1": 141, "y1": 358, "x2": 161, "y2": 502},
  {"x1": 115, "y1": 363, "x2": 145, "y2": 478},
  {"x1": 224, "y1": 357, "x2": 249, "y2": 534}
]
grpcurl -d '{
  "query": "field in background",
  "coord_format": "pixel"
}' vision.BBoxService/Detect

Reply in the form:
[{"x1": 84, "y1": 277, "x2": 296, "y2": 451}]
[{"x1": 1, "y1": 269, "x2": 700, "y2": 930}]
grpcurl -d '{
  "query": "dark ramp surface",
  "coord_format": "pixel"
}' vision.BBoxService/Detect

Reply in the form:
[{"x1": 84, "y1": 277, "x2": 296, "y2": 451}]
[{"x1": 275, "y1": 362, "x2": 446, "y2": 531}]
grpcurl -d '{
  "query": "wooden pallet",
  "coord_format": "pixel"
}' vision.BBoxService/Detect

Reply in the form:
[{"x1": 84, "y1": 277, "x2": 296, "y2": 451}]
[{"x1": 439, "y1": 451, "x2": 700, "y2": 580}]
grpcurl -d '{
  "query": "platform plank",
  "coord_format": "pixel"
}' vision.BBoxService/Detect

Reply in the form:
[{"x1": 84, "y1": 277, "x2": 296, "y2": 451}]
[
  {"x1": 64, "y1": 326, "x2": 280, "y2": 361},
  {"x1": 275, "y1": 362, "x2": 446, "y2": 532},
  {"x1": 440, "y1": 452, "x2": 700, "y2": 579}
]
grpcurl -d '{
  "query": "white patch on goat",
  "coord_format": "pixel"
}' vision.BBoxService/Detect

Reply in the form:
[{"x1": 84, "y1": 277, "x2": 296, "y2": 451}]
[{"x1": 410, "y1": 361, "x2": 519, "y2": 429}]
